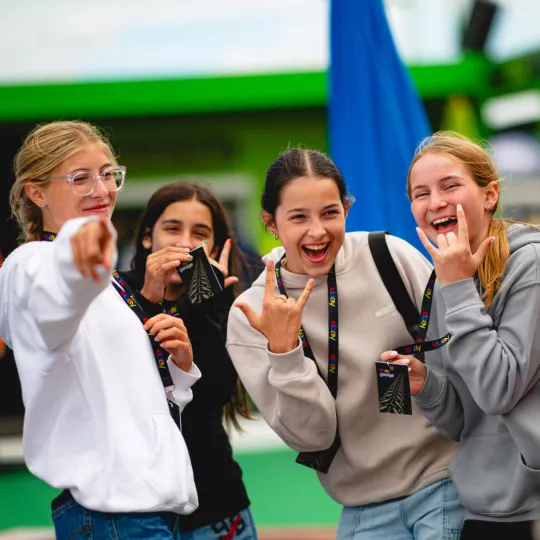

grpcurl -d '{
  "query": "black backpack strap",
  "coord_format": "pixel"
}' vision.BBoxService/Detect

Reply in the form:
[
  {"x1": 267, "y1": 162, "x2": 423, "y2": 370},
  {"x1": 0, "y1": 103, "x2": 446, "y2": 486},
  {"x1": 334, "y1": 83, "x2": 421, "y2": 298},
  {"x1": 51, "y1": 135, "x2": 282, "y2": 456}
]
[{"x1": 368, "y1": 231, "x2": 419, "y2": 339}]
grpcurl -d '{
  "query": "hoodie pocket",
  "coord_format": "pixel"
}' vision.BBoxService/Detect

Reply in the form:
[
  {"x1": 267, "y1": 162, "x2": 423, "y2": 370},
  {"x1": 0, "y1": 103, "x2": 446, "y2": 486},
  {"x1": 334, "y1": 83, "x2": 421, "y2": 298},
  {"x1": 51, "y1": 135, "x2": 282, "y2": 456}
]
[
  {"x1": 516, "y1": 455, "x2": 540, "y2": 504},
  {"x1": 450, "y1": 431, "x2": 540, "y2": 517}
]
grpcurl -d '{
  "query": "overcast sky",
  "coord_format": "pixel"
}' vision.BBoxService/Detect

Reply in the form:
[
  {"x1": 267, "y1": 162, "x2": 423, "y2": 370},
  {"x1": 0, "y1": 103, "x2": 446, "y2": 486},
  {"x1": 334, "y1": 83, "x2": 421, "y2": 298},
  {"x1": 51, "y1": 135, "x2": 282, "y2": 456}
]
[{"x1": 1, "y1": 0, "x2": 539, "y2": 84}]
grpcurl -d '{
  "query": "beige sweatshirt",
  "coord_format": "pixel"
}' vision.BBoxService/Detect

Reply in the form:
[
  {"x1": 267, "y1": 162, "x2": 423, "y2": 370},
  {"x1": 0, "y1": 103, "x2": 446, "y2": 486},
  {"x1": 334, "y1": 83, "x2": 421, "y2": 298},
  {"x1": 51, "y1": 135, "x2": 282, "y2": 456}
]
[{"x1": 227, "y1": 232, "x2": 458, "y2": 506}]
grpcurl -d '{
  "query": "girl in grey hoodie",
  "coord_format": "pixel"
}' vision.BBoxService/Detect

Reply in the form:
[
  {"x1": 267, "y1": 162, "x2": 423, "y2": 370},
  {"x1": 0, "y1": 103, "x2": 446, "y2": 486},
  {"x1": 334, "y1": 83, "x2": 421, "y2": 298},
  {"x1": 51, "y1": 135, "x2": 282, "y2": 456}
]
[{"x1": 382, "y1": 131, "x2": 540, "y2": 539}]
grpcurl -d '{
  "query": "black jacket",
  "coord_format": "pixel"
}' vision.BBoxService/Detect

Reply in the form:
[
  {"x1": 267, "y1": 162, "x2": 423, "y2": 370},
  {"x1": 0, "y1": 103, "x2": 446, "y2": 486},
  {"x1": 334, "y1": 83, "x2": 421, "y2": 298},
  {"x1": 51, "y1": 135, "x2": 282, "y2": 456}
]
[{"x1": 121, "y1": 270, "x2": 250, "y2": 531}]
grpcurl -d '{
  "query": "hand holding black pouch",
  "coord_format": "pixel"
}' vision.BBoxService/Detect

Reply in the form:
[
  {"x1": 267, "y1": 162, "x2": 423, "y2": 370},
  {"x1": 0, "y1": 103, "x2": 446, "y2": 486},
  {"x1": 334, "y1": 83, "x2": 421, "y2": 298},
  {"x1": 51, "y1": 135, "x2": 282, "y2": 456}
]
[{"x1": 177, "y1": 245, "x2": 223, "y2": 304}]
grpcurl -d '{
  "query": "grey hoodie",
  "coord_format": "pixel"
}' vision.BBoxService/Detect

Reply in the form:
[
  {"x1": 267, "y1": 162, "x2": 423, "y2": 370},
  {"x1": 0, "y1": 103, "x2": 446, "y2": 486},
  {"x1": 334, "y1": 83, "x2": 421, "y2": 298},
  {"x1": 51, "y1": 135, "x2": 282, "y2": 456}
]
[{"x1": 415, "y1": 223, "x2": 540, "y2": 522}]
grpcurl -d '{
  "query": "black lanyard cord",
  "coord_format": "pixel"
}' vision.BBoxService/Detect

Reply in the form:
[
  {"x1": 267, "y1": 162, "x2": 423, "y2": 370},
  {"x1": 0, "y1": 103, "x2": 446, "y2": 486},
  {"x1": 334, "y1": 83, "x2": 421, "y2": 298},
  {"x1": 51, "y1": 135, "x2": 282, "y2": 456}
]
[
  {"x1": 275, "y1": 256, "x2": 338, "y2": 396},
  {"x1": 394, "y1": 270, "x2": 451, "y2": 357},
  {"x1": 274, "y1": 255, "x2": 340, "y2": 472}
]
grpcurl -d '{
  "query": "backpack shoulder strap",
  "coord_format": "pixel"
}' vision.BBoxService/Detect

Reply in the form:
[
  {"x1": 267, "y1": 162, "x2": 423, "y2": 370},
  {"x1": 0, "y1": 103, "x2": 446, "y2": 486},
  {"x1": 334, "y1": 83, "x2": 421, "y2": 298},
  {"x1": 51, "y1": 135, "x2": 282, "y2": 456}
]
[{"x1": 368, "y1": 231, "x2": 419, "y2": 338}]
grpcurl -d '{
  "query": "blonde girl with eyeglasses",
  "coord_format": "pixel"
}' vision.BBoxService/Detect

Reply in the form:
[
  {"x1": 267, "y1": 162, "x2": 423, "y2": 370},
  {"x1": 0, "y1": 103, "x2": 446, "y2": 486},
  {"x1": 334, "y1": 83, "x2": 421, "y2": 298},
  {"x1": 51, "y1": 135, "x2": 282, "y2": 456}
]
[{"x1": 0, "y1": 121, "x2": 200, "y2": 539}]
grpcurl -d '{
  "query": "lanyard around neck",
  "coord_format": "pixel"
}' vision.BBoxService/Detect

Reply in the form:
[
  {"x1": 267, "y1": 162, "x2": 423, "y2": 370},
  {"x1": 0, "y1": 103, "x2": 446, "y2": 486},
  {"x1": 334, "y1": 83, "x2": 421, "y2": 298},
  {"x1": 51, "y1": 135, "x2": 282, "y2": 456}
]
[
  {"x1": 274, "y1": 255, "x2": 341, "y2": 472},
  {"x1": 274, "y1": 256, "x2": 339, "y2": 397},
  {"x1": 394, "y1": 270, "x2": 451, "y2": 357}
]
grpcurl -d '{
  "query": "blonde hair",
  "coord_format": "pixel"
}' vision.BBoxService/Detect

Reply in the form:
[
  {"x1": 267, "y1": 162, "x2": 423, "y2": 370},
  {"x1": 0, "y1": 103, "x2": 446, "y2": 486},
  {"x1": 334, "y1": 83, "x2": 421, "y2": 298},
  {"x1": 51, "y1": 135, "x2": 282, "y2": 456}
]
[
  {"x1": 10, "y1": 121, "x2": 116, "y2": 243},
  {"x1": 407, "y1": 131, "x2": 530, "y2": 307}
]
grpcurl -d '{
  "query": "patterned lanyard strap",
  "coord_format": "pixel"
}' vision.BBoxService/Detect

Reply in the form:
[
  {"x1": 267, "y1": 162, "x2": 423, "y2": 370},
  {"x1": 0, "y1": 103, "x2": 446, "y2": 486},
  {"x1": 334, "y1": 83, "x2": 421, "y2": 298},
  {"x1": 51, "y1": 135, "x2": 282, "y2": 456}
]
[
  {"x1": 112, "y1": 271, "x2": 175, "y2": 389},
  {"x1": 394, "y1": 270, "x2": 451, "y2": 357},
  {"x1": 274, "y1": 256, "x2": 338, "y2": 397},
  {"x1": 274, "y1": 255, "x2": 340, "y2": 473},
  {"x1": 162, "y1": 302, "x2": 179, "y2": 317},
  {"x1": 41, "y1": 231, "x2": 180, "y2": 428}
]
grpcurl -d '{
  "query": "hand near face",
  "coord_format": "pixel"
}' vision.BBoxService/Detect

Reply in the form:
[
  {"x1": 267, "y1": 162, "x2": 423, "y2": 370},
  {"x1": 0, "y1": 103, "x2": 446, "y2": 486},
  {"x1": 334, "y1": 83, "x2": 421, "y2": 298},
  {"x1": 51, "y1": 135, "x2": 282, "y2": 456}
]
[
  {"x1": 144, "y1": 313, "x2": 193, "y2": 372},
  {"x1": 380, "y1": 351, "x2": 426, "y2": 395},
  {"x1": 203, "y1": 239, "x2": 239, "y2": 289},
  {"x1": 141, "y1": 246, "x2": 194, "y2": 303},
  {"x1": 417, "y1": 205, "x2": 495, "y2": 287},
  {"x1": 235, "y1": 259, "x2": 314, "y2": 354},
  {"x1": 71, "y1": 217, "x2": 115, "y2": 282}
]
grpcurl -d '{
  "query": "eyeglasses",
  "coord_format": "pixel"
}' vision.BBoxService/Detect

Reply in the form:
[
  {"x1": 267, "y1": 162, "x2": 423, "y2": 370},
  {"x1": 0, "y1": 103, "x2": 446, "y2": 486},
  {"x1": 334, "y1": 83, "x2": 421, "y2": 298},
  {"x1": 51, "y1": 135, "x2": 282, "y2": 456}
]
[{"x1": 43, "y1": 166, "x2": 126, "y2": 196}]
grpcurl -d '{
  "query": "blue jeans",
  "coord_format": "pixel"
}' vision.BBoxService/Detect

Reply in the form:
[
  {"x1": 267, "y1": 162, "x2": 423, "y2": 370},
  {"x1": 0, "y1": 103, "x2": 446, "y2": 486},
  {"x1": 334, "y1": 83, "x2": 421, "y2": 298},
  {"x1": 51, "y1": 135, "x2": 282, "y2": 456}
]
[
  {"x1": 181, "y1": 507, "x2": 258, "y2": 540},
  {"x1": 336, "y1": 478, "x2": 465, "y2": 540},
  {"x1": 52, "y1": 494, "x2": 180, "y2": 540}
]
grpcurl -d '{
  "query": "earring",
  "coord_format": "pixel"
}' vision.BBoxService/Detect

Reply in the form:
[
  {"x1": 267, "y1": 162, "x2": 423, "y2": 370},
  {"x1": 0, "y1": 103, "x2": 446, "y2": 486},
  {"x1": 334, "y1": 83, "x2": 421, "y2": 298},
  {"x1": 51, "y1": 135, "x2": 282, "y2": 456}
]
[
  {"x1": 39, "y1": 202, "x2": 47, "y2": 208},
  {"x1": 486, "y1": 204, "x2": 492, "y2": 210},
  {"x1": 272, "y1": 232, "x2": 279, "y2": 241}
]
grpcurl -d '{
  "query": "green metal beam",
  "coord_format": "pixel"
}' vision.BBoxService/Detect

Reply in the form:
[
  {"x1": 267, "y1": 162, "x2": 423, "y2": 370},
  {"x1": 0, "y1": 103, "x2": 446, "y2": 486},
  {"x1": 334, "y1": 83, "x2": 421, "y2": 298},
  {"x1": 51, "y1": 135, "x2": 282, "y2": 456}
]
[
  {"x1": 0, "y1": 53, "x2": 494, "y2": 122},
  {"x1": 0, "y1": 72, "x2": 327, "y2": 122}
]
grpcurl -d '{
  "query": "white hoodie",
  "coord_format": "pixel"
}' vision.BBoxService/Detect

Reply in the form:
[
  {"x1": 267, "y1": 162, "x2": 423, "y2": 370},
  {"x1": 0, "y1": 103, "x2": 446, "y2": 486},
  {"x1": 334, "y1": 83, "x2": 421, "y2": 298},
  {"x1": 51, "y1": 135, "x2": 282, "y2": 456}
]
[{"x1": 0, "y1": 217, "x2": 200, "y2": 514}]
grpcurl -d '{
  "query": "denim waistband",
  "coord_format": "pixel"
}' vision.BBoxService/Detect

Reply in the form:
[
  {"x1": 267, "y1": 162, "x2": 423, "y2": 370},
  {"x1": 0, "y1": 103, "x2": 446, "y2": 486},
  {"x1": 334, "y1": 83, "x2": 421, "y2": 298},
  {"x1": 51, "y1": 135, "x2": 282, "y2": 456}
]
[
  {"x1": 51, "y1": 490, "x2": 177, "y2": 532},
  {"x1": 51, "y1": 489, "x2": 72, "y2": 512}
]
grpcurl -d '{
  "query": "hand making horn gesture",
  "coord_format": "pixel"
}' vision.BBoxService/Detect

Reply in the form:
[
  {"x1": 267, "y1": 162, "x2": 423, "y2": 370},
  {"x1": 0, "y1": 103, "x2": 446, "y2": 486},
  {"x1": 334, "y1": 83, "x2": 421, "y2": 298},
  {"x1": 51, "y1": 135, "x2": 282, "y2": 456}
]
[
  {"x1": 202, "y1": 239, "x2": 239, "y2": 289},
  {"x1": 235, "y1": 259, "x2": 314, "y2": 354},
  {"x1": 417, "y1": 204, "x2": 495, "y2": 287}
]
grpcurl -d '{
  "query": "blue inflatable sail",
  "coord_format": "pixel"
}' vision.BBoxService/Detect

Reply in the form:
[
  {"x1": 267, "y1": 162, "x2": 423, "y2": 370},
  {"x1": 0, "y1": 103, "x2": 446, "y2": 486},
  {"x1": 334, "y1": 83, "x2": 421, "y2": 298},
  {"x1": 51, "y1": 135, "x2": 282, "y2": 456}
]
[{"x1": 329, "y1": 0, "x2": 431, "y2": 252}]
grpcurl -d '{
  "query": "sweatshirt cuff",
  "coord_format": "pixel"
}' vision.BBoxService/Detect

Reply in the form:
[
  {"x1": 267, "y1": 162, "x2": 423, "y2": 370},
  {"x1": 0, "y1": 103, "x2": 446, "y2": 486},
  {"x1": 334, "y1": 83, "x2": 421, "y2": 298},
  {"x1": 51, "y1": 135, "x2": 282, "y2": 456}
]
[
  {"x1": 440, "y1": 278, "x2": 482, "y2": 312},
  {"x1": 267, "y1": 338, "x2": 311, "y2": 379},
  {"x1": 167, "y1": 359, "x2": 201, "y2": 401},
  {"x1": 414, "y1": 367, "x2": 445, "y2": 406}
]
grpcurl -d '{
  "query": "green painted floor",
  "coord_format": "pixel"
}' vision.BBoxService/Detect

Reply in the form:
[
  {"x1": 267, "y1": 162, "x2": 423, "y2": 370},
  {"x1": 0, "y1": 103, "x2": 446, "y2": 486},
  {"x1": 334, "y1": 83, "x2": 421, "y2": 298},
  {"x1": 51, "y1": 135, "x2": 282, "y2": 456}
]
[{"x1": 0, "y1": 449, "x2": 341, "y2": 531}]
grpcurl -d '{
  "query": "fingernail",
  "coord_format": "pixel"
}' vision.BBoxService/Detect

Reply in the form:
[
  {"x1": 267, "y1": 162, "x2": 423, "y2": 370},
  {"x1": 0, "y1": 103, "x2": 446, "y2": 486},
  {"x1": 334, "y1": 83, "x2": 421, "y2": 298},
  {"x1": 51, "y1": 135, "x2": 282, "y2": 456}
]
[
  {"x1": 229, "y1": 239, "x2": 233, "y2": 245},
  {"x1": 490, "y1": 236, "x2": 496, "y2": 244},
  {"x1": 401, "y1": 359, "x2": 410, "y2": 365},
  {"x1": 457, "y1": 204, "x2": 463, "y2": 211},
  {"x1": 390, "y1": 351, "x2": 398, "y2": 357},
  {"x1": 408, "y1": 367, "x2": 412, "y2": 373}
]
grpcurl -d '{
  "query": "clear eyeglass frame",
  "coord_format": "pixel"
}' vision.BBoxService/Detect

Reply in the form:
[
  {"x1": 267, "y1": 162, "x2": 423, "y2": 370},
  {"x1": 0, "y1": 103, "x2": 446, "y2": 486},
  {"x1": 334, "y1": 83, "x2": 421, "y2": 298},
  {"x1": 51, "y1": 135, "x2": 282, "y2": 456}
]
[{"x1": 43, "y1": 165, "x2": 127, "y2": 196}]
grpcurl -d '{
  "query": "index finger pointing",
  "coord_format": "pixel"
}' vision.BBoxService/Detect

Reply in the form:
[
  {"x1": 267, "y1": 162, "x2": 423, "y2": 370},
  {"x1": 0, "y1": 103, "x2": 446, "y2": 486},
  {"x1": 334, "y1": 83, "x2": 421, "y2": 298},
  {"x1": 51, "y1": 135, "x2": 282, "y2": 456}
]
[
  {"x1": 263, "y1": 259, "x2": 277, "y2": 303},
  {"x1": 296, "y1": 278, "x2": 314, "y2": 311},
  {"x1": 99, "y1": 217, "x2": 112, "y2": 241}
]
